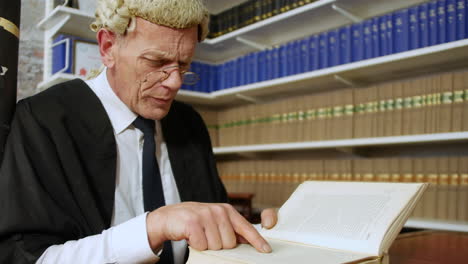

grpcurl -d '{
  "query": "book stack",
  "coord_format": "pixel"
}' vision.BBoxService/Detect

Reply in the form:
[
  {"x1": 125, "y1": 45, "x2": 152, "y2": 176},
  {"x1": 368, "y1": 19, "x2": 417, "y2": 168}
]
[
  {"x1": 208, "y1": 0, "x2": 316, "y2": 39},
  {"x1": 184, "y1": 0, "x2": 468, "y2": 93},
  {"x1": 217, "y1": 156, "x2": 468, "y2": 223},
  {"x1": 195, "y1": 68, "x2": 468, "y2": 147}
]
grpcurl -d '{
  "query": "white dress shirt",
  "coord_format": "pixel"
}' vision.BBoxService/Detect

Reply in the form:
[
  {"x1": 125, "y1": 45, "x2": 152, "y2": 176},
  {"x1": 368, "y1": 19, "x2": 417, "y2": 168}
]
[{"x1": 37, "y1": 69, "x2": 187, "y2": 264}]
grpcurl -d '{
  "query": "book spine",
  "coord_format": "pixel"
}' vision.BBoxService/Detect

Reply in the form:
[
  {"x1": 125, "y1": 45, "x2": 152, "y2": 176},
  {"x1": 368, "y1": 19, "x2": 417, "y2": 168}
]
[
  {"x1": 339, "y1": 25, "x2": 352, "y2": 64},
  {"x1": 286, "y1": 41, "x2": 295, "y2": 75},
  {"x1": 447, "y1": 0, "x2": 457, "y2": 42},
  {"x1": 429, "y1": 1, "x2": 439, "y2": 45},
  {"x1": 456, "y1": 0, "x2": 466, "y2": 40},
  {"x1": 420, "y1": 3, "x2": 430, "y2": 47},
  {"x1": 352, "y1": 23, "x2": 364, "y2": 62},
  {"x1": 328, "y1": 29, "x2": 340, "y2": 67},
  {"x1": 293, "y1": 40, "x2": 302, "y2": 74},
  {"x1": 386, "y1": 14, "x2": 395, "y2": 54},
  {"x1": 300, "y1": 38, "x2": 310, "y2": 72},
  {"x1": 363, "y1": 19, "x2": 373, "y2": 59},
  {"x1": 394, "y1": 8, "x2": 410, "y2": 53},
  {"x1": 272, "y1": 47, "x2": 280, "y2": 79},
  {"x1": 319, "y1": 32, "x2": 329, "y2": 69},
  {"x1": 265, "y1": 48, "x2": 273, "y2": 80},
  {"x1": 371, "y1": 17, "x2": 380, "y2": 58},
  {"x1": 409, "y1": 6, "x2": 420, "y2": 50},
  {"x1": 379, "y1": 16, "x2": 389, "y2": 55},
  {"x1": 279, "y1": 45, "x2": 288, "y2": 77},
  {"x1": 308, "y1": 35, "x2": 319, "y2": 71},
  {"x1": 257, "y1": 49, "x2": 267, "y2": 82},
  {"x1": 438, "y1": 0, "x2": 448, "y2": 44}
]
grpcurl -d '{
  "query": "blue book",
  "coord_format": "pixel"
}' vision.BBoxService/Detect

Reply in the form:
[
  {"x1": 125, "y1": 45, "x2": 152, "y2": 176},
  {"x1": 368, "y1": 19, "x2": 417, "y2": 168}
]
[
  {"x1": 286, "y1": 41, "x2": 295, "y2": 75},
  {"x1": 271, "y1": 47, "x2": 280, "y2": 79},
  {"x1": 328, "y1": 29, "x2": 340, "y2": 66},
  {"x1": 371, "y1": 17, "x2": 380, "y2": 57},
  {"x1": 200, "y1": 62, "x2": 210, "y2": 92},
  {"x1": 419, "y1": 3, "x2": 430, "y2": 47},
  {"x1": 257, "y1": 50, "x2": 267, "y2": 82},
  {"x1": 447, "y1": 0, "x2": 457, "y2": 41},
  {"x1": 363, "y1": 19, "x2": 373, "y2": 59},
  {"x1": 308, "y1": 35, "x2": 319, "y2": 71},
  {"x1": 237, "y1": 56, "x2": 247, "y2": 86},
  {"x1": 409, "y1": 6, "x2": 420, "y2": 50},
  {"x1": 352, "y1": 23, "x2": 364, "y2": 61},
  {"x1": 209, "y1": 64, "x2": 217, "y2": 92},
  {"x1": 339, "y1": 25, "x2": 352, "y2": 64},
  {"x1": 429, "y1": 1, "x2": 439, "y2": 45},
  {"x1": 279, "y1": 45, "x2": 288, "y2": 77},
  {"x1": 318, "y1": 32, "x2": 329, "y2": 69},
  {"x1": 230, "y1": 60, "x2": 237, "y2": 88},
  {"x1": 265, "y1": 49, "x2": 273, "y2": 81},
  {"x1": 219, "y1": 62, "x2": 227, "y2": 90},
  {"x1": 293, "y1": 40, "x2": 302, "y2": 74},
  {"x1": 379, "y1": 16, "x2": 389, "y2": 55},
  {"x1": 300, "y1": 38, "x2": 310, "y2": 72},
  {"x1": 438, "y1": 0, "x2": 448, "y2": 44},
  {"x1": 456, "y1": 0, "x2": 466, "y2": 40},
  {"x1": 394, "y1": 9, "x2": 410, "y2": 53},
  {"x1": 386, "y1": 14, "x2": 395, "y2": 54},
  {"x1": 250, "y1": 52, "x2": 259, "y2": 84}
]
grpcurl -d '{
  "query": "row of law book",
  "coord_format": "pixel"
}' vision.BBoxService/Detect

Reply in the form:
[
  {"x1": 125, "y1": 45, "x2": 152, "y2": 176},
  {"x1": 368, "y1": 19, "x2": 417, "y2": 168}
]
[
  {"x1": 217, "y1": 156, "x2": 468, "y2": 223},
  {"x1": 208, "y1": 0, "x2": 316, "y2": 39},
  {"x1": 184, "y1": 0, "x2": 468, "y2": 93},
  {"x1": 196, "y1": 68, "x2": 468, "y2": 147}
]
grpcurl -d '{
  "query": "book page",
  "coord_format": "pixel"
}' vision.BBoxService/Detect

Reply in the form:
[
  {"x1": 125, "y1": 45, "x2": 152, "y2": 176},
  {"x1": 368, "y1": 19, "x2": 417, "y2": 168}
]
[
  {"x1": 261, "y1": 181, "x2": 424, "y2": 255},
  {"x1": 199, "y1": 238, "x2": 372, "y2": 264}
]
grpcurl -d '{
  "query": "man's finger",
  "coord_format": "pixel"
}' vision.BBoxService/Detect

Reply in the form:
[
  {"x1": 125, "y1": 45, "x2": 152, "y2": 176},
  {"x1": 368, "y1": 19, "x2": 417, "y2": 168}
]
[
  {"x1": 186, "y1": 223, "x2": 208, "y2": 251},
  {"x1": 215, "y1": 207, "x2": 237, "y2": 249},
  {"x1": 227, "y1": 207, "x2": 272, "y2": 253},
  {"x1": 261, "y1": 208, "x2": 278, "y2": 229}
]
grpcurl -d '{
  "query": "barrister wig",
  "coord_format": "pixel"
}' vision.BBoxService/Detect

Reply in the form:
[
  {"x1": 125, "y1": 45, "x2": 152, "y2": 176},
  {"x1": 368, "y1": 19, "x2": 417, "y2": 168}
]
[{"x1": 90, "y1": 0, "x2": 210, "y2": 41}]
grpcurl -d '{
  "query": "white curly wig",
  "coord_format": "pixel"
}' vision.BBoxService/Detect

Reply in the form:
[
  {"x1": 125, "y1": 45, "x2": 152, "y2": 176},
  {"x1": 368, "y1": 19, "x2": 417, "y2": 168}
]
[{"x1": 90, "y1": 0, "x2": 210, "y2": 41}]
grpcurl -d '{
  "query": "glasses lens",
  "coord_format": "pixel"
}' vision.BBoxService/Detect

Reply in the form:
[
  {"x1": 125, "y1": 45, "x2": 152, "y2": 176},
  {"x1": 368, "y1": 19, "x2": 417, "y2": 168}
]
[{"x1": 183, "y1": 72, "x2": 199, "y2": 85}]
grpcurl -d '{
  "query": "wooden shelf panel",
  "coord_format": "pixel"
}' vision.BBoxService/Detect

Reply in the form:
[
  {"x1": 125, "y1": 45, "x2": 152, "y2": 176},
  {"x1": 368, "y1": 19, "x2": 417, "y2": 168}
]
[{"x1": 213, "y1": 132, "x2": 468, "y2": 155}]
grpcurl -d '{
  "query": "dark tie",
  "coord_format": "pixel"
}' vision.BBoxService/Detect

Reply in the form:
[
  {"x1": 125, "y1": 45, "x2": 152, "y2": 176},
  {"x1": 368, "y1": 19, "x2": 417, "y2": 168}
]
[{"x1": 133, "y1": 116, "x2": 174, "y2": 264}]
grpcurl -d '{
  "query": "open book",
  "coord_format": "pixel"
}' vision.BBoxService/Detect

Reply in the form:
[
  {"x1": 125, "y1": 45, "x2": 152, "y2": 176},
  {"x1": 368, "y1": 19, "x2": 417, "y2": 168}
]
[{"x1": 186, "y1": 181, "x2": 428, "y2": 264}]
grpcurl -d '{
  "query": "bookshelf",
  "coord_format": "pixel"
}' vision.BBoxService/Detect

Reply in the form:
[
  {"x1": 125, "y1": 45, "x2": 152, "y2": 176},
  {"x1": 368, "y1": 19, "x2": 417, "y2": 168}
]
[
  {"x1": 180, "y1": 38, "x2": 468, "y2": 106},
  {"x1": 213, "y1": 132, "x2": 468, "y2": 155}
]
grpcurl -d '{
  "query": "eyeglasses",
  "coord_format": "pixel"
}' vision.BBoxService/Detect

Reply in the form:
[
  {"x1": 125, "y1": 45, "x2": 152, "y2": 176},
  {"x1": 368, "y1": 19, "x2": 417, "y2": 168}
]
[{"x1": 140, "y1": 65, "x2": 199, "y2": 86}]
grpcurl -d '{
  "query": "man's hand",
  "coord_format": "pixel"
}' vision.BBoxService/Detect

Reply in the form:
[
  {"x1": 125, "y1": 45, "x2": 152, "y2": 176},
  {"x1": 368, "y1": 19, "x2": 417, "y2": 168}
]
[{"x1": 146, "y1": 202, "x2": 277, "y2": 253}]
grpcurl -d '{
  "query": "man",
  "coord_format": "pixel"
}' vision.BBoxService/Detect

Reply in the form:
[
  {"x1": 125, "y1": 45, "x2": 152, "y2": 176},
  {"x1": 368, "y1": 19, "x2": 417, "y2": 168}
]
[{"x1": 0, "y1": 0, "x2": 276, "y2": 263}]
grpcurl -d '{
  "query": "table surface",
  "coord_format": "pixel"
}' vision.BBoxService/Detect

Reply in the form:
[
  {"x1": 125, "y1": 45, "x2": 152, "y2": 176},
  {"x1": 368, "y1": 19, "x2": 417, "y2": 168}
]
[{"x1": 389, "y1": 230, "x2": 468, "y2": 264}]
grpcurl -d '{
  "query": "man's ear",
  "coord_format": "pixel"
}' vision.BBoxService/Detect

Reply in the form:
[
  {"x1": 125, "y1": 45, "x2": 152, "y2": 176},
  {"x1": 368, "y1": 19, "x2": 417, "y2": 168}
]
[{"x1": 97, "y1": 29, "x2": 117, "y2": 68}]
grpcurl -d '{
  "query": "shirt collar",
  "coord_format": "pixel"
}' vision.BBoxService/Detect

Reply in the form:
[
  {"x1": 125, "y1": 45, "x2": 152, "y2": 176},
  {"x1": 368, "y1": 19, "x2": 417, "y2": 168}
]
[{"x1": 86, "y1": 68, "x2": 137, "y2": 135}]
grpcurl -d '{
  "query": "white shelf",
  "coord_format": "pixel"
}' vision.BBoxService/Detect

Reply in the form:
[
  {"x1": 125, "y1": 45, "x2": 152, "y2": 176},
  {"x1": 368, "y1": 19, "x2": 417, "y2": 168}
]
[
  {"x1": 37, "y1": 73, "x2": 82, "y2": 92},
  {"x1": 182, "y1": 39, "x2": 468, "y2": 106},
  {"x1": 37, "y1": 6, "x2": 95, "y2": 40},
  {"x1": 406, "y1": 219, "x2": 468, "y2": 232},
  {"x1": 195, "y1": 0, "x2": 428, "y2": 63},
  {"x1": 213, "y1": 132, "x2": 468, "y2": 155}
]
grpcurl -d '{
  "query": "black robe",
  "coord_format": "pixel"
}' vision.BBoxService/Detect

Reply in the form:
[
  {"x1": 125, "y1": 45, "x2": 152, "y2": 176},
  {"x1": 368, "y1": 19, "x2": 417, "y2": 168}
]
[{"x1": 0, "y1": 79, "x2": 227, "y2": 263}]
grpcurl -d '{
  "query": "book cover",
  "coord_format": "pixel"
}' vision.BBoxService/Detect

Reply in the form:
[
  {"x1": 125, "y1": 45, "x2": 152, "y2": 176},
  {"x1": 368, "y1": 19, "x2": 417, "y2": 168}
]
[
  {"x1": 308, "y1": 35, "x2": 319, "y2": 71},
  {"x1": 279, "y1": 44, "x2": 288, "y2": 77},
  {"x1": 257, "y1": 49, "x2": 267, "y2": 82},
  {"x1": 339, "y1": 25, "x2": 352, "y2": 64},
  {"x1": 379, "y1": 16, "x2": 389, "y2": 56},
  {"x1": 372, "y1": 17, "x2": 381, "y2": 58},
  {"x1": 386, "y1": 14, "x2": 395, "y2": 54},
  {"x1": 286, "y1": 41, "x2": 295, "y2": 75},
  {"x1": 293, "y1": 39, "x2": 302, "y2": 74},
  {"x1": 271, "y1": 47, "x2": 280, "y2": 79},
  {"x1": 299, "y1": 38, "x2": 310, "y2": 73}
]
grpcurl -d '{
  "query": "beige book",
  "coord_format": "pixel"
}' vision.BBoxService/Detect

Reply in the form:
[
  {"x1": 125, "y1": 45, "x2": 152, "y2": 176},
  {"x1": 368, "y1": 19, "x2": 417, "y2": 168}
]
[
  {"x1": 452, "y1": 70, "x2": 466, "y2": 132},
  {"x1": 436, "y1": 157, "x2": 450, "y2": 220},
  {"x1": 424, "y1": 158, "x2": 439, "y2": 220},
  {"x1": 392, "y1": 82, "x2": 404, "y2": 136},
  {"x1": 353, "y1": 87, "x2": 365, "y2": 139},
  {"x1": 374, "y1": 159, "x2": 390, "y2": 182},
  {"x1": 411, "y1": 77, "x2": 426, "y2": 135},
  {"x1": 430, "y1": 75, "x2": 441, "y2": 134},
  {"x1": 187, "y1": 182, "x2": 427, "y2": 264},
  {"x1": 447, "y1": 156, "x2": 459, "y2": 221},
  {"x1": 401, "y1": 80, "x2": 413, "y2": 135},
  {"x1": 458, "y1": 156, "x2": 468, "y2": 222},
  {"x1": 462, "y1": 71, "x2": 468, "y2": 132},
  {"x1": 377, "y1": 83, "x2": 390, "y2": 137},
  {"x1": 411, "y1": 158, "x2": 426, "y2": 219},
  {"x1": 438, "y1": 72, "x2": 454, "y2": 133}
]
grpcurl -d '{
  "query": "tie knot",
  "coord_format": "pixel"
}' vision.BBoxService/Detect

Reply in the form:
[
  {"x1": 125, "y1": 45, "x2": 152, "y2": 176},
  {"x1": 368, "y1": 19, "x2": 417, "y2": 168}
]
[{"x1": 133, "y1": 116, "x2": 155, "y2": 135}]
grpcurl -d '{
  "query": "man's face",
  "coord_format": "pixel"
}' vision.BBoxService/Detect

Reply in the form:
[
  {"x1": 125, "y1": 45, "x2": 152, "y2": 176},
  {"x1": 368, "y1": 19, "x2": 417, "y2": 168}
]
[{"x1": 106, "y1": 18, "x2": 198, "y2": 120}]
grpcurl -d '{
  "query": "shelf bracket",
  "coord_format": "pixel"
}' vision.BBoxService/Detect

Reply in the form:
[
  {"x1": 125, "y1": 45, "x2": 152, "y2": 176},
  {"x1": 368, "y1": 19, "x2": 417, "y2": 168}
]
[
  {"x1": 235, "y1": 37, "x2": 270, "y2": 51},
  {"x1": 334, "y1": 74, "x2": 356, "y2": 87},
  {"x1": 236, "y1": 93, "x2": 261, "y2": 104},
  {"x1": 332, "y1": 4, "x2": 362, "y2": 23}
]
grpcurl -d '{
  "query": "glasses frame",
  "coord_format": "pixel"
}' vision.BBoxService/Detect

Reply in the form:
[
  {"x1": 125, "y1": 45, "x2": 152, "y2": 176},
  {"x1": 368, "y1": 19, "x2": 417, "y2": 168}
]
[{"x1": 141, "y1": 65, "x2": 199, "y2": 86}]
